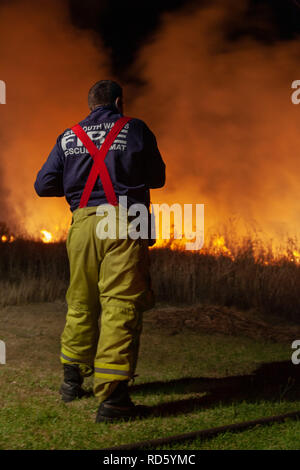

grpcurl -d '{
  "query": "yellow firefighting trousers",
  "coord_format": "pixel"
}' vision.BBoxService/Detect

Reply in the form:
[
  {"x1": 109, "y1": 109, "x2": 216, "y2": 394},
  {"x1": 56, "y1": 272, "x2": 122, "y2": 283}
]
[{"x1": 60, "y1": 205, "x2": 154, "y2": 403}]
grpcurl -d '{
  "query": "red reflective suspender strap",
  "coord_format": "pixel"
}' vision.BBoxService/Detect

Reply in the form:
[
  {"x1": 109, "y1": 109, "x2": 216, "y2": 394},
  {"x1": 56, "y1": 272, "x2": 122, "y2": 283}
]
[{"x1": 71, "y1": 116, "x2": 131, "y2": 208}]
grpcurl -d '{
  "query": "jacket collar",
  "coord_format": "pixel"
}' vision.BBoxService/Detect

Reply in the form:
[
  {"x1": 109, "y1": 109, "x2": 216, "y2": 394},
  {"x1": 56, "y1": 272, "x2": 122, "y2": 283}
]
[{"x1": 90, "y1": 104, "x2": 119, "y2": 115}]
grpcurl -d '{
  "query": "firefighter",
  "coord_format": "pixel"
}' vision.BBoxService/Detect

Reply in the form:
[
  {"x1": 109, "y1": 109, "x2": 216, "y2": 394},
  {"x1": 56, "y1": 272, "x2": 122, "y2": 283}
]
[{"x1": 34, "y1": 80, "x2": 165, "y2": 422}]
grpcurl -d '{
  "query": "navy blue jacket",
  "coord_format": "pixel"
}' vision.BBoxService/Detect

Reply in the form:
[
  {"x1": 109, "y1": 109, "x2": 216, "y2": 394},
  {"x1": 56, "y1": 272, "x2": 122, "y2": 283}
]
[{"x1": 34, "y1": 105, "x2": 165, "y2": 211}]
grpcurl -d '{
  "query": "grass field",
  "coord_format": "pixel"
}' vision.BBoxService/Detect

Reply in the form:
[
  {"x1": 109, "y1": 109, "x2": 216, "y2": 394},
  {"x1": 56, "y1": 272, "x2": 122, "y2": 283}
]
[{"x1": 1, "y1": 301, "x2": 300, "y2": 450}]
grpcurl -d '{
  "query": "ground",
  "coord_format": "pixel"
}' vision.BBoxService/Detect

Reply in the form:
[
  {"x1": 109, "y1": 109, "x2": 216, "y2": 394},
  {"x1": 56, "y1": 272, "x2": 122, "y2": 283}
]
[{"x1": 0, "y1": 302, "x2": 300, "y2": 450}]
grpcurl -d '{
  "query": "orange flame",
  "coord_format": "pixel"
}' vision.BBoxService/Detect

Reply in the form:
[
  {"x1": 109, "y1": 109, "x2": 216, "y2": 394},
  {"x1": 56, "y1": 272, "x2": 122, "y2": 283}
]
[
  {"x1": 211, "y1": 236, "x2": 234, "y2": 259},
  {"x1": 40, "y1": 230, "x2": 53, "y2": 243},
  {"x1": 1, "y1": 234, "x2": 15, "y2": 243}
]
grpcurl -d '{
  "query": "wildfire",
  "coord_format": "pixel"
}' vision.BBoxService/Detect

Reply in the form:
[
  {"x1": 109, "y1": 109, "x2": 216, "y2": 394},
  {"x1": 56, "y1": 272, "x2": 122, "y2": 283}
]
[
  {"x1": 292, "y1": 250, "x2": 300, "y2": 264},
  {"x1": 211, "y1": 236, "x2": 234, "y2": 259},
  {"x1": 1, "y1": 234, "x2": 15, "y2": 243},
  {"x1": 3, "y1": 224, "x2": 300, "y2": 267},
  {"x1": 40, "y1": 229, "x2": 53, "y2": 243},
  {"x1": 153, "y1": 234, "x2": 234, "y2": 256}
]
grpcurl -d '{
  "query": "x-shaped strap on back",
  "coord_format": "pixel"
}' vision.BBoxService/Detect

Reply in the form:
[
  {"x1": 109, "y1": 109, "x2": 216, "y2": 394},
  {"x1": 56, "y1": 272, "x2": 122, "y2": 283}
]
[{"x1": 71, "y1": 116, "x2": 132, "y2": 208}]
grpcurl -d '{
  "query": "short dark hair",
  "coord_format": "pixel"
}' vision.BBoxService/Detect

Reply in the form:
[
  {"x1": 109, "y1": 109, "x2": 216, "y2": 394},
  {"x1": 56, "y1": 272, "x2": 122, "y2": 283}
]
[{"x1": 88, "y1": 80, "x2": 123, "y2": 110}]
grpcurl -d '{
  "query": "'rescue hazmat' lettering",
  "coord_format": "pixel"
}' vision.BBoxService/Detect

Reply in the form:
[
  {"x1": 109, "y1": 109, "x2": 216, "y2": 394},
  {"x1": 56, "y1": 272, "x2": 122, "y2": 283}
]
[{"x1": 61, "y1": 122, "x2": 129, "y2": 157}]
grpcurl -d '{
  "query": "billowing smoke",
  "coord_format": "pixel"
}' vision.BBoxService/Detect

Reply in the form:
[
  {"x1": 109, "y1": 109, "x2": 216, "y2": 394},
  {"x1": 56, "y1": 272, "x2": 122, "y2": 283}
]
[
  {"x1": 0, "y1": 0, "x2": 109, "y2": 237},
  {"x1": 1, "y1": 0, "x2": 300, "y2": 245},
  {"x1": 129, "y1": 1, "x2": 300, "y2": 242}
]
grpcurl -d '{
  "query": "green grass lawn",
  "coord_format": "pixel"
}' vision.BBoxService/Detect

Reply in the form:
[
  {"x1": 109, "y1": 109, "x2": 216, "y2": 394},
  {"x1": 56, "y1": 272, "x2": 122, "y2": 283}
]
[{"x1": 0, "y1": 302, "x2": 300, "y2": 450}]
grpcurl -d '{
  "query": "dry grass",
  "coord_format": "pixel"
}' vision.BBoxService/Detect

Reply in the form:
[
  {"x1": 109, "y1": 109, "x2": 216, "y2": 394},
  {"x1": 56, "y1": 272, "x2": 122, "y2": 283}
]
[
  {"x1": 150, "y1": 245, "x2": 300, "y2": 322},
  {"x1": 145, "y1": 305, "x2": 300, "y2": 343},
  {"x1": 1, "y1": 236, "x2": 300, "y2": 323}
]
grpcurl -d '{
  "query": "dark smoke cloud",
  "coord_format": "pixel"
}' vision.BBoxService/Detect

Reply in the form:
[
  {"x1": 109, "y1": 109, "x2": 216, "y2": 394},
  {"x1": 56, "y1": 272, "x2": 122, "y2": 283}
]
[
  {"x1": 129, "y1": 0, "x2": 300, "y2": 242},
  {"x1": 68, "y1": 0, "x2": 300, "y2": 81},
  {"x1": 68, "y1": 0, "x2": 203, "y2": 80}
]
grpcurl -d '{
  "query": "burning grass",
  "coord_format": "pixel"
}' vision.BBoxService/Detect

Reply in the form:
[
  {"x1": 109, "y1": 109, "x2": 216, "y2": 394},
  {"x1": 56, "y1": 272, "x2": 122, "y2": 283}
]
[{"x1": 1, "y1": 233, "x2": 300, "y2": 323}]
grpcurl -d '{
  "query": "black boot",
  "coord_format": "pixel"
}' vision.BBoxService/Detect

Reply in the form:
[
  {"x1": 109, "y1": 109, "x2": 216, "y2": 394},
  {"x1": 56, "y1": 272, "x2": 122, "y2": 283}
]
[
  {"x1": 60, "y1": 364, "x2": 92, "y2": 402},
  {"x1": 95, "y1": 381, "x2": 149, "y2": 423}
]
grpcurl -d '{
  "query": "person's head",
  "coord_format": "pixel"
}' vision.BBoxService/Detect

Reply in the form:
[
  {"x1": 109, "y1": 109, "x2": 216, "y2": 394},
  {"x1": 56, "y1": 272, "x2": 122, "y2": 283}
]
[{"x1": 88, "y1": 80, "x2": 123, "y2": 113}]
